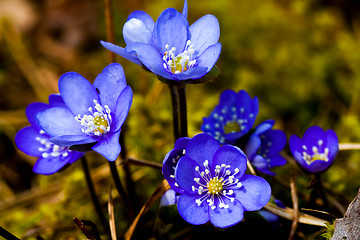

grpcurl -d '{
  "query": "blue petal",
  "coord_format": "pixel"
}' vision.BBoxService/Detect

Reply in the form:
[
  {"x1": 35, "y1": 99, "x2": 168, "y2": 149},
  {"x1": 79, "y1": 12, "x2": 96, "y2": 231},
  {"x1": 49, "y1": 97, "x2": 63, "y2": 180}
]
[
  {"x1": 127, "y1": 10, "x2": 154, "y2": 31},
  {"x1": 68, "y1": 151, "x2": 84, "y2": 164},
  {"x1": 175, "y1": 155, "x2": 199, "y2": 193},
  {"x1": 48, "y1": 94, "x2": 66, "y2": 108},
  {"x1": 123, "y1": 18, "x2": 153, "y2": 45},
  {"x1": 93, "y1": 63, "x2": 127, "y2": 113},
  {"x1": 326, "y1": 129, "x2": 339, "y2": 159},
  {"x1": 185, "y1": 133, "x2": 220, "y2": 167},
  {"x1": 160, "y1": 189, "x2": 177, "y2": 207},
  {"x1": 100, "y1": 41, "x2": 143, "y2": 66},
  {"x1": 162, "y1": 148, "x2": 184, "y2": 193},
  {"x1": 182, "y1": 0, "x2": 188, "y2": 19},
  {"x1": 302, "y1": 126, "x2": 326, "y2": 150},
  {"x1": 268, "y1": 155, "x2": 287, "y2": 168},
  {"x1": 113, "y1": 86, "x2": 133, "y2": 132},
  {"x1": 155, "y1": 8, "x2": 189, "y2": 54},
  {"x1": 245, "y1": 134, "x2": 261, "y2": 160},
  {"x1": 174, "y1": 137, "x2": 190, "y2": 149},
  {"x1": 219, "y1": 89, "x2": 237, "y2": 107},
  {"x1": 25, "y1": 102, "x2": 51, "y2": 131},
  {"x1": 212, "y1": 145, "x2": 247, "y2": 179},
  {"x1": 251, "y1": 155, "x2": 275, "y2": 176},
  {"x1": 189, "y1": 14, "x2": 220, "y2": 56},
  {"x1": 36, "y1": 107, "x2": 84, "y2": 138},
  {"x1": 177, "y1": 193, "x2": 209, "y2": 225},
  {"x1": 173, "y1": 66, "x2": 209, "y2": 80},
  {"x1": 50, "y1": 135, "x2": 97, "y2": 147},
  {"x1": 234, "y1": 174, "x2": 271, "y2": 211},
  {"x1": 260, "y1": 129, "x2": 287, "y2": 156},
  {"x1": 209, "y1": 198, "x2": 244, "y2": 228},
  {"x1": 253, "y1": 119, "x2": 275, "y2": 135},
  {"x1": 33, "y1": 155, "x2": 70, "y2": 175},
  {"x1": 91, "y1": 130, "x2": 121, "y2": 161},
  {"x1": 15, "y1": 126, "x2": 43, "y2": 157},
  {"x1": 125, "y1": 43, "x2": 174, "y2": 79},
  {"x1": 196, "y1": 42, "x2": 222, "y2": 72},
  {"x1": 58, "y1": 72, "x2": 99, "y2": 116}
]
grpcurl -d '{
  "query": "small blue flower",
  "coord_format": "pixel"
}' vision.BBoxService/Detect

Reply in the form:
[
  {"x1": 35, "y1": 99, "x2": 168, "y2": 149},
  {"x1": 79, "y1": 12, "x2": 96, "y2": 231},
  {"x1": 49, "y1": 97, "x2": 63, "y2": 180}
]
[
  {"x1": 174, "y1": 133, "x2": 271, "y2": 228},
  {"x1": 101, "y1": 0, "x2": 221, "y2": 81},
  {"x1": 201, "y1": 89, "x2": 259, "y2": 144},
  {"x1": 15, "y1": 96, "x2": 84, "y2": 175},
  {"x1": 162, "y1": 137, "x2": 190, "y2": 194},
  {"x1": 36, "y1": 63, "x2": 133, "y2": 162},
  {"x1": 245, "y1": 120, "x2": 287, "y2": 176},
  {"x1": 289, "y1": 126, "x2": 338, "y2": 173}
]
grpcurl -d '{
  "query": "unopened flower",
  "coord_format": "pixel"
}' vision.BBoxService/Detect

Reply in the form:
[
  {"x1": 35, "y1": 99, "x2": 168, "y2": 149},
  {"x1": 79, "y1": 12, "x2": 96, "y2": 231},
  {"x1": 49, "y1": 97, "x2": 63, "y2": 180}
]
[
  {"x1": 36, "y1": 63, "x2": 133, "y2": 161},
  {"x1": 174, "y1": 133, "x2": 271, "y2": 228},
  {"x1": 289, "y1": 126, "x2": 338, "y2": 173},
  {"x1": 245, "y1": 120, "x2": 287, "y2": 176},
  {"x1": 101, "y1": 0, "x2": 221, "y2": 81},
  {"x1": 15, "y1": 96, "x2": 83, "y2": 175},
  {"x1": 201, "y1": 89, "x2": 259, "y2": 144}
]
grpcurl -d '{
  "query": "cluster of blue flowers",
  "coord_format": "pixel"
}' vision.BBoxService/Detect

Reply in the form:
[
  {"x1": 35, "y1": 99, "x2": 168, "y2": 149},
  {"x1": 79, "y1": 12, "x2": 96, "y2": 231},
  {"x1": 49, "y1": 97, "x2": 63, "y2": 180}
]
[
  {"x1": 16, "y1": 63, "x2": 133, "y2": 172},
  {"x1": 15, "y1": 0, "x2": 340, "y2": 232}
]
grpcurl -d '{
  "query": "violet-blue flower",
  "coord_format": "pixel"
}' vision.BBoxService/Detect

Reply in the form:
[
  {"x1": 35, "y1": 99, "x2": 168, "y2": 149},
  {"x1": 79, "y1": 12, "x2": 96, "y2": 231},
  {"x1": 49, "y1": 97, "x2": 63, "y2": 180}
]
[
  {"x1": 162, "y1": 137, "x2": 190, "y2": 194},
  {"x1": 15, "y1": 95, "x2": 84, "y2": 175},
  {"x1": 245, "y1": 120, "x2": 287, "y2": 176},
  {"x1": 201, "y1": 89, "x2": 259, "y2": 144},
  {"x1": 36, "y1": 63, "x2": 133, "y2": 162},
  {"x1": 100, "y1": 0, "x2": 221, "y2": 81},
  {"x1": 174, "y1": 133, "x2": 271, "y2": 228},
  {"x1": 289, "y1": 126, "x2": 338, "y2": 173}
]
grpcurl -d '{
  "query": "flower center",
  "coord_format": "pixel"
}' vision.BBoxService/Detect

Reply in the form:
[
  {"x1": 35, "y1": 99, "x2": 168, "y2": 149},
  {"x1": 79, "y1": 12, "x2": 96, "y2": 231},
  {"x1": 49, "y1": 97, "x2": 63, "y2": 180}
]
[
  {"x1": 224, "y1": 121, "x2": 241, "y2": 134},
  {"x1": 75, "y1": 100, "x2": 112, "y2": 136},
  {"x1": 36, "y1": 130, "x2": 70, "y2": 158},
  {"x1": 302, "y1": 140, "x2": 329, "y2": 165},
  {"x1": 207, "y1": 177, "x2": 224, "y2": 194},
  {"x1": 191, "y1": 160, "x2": 243, "y2": 210},
  {"x1": 162, "y1": 40, "x2": 196, "y2": 74}
]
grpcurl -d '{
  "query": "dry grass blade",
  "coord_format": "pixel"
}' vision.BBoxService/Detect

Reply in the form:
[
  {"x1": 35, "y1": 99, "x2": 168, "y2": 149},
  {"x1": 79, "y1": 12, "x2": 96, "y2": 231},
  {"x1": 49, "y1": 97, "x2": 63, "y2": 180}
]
[
  {"x1": 108, "y1": 184, "x2": 117, "y2": 240},
  {"x1": 264, "y1": 202, "x2": 327, "y2": 227},
  {"x1": 339, "y1": 143, "x2": 360, "y2": 150},
  {"x1": 124, "y1": 179, "x2": 170, "y2": 240},
  {"x1": 288, "y1": 174, "x2": 299, "y2": 240}
]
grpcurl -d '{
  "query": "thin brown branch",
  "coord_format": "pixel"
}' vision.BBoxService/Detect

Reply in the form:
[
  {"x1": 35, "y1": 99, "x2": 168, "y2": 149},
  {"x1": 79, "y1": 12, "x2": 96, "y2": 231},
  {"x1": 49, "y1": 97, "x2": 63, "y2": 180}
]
[
  {"x1": 246, "y1": 159, "x2": 257, "y2": 176},
  {"x1": 289, "y1": 174, "x2": 299, "y2": 240},
  {"x1": 73, "y1": 218, "x2": 95, "y2": 240},
  {"x1": 124, "y1": 180, "x2": 170, "y2": 240},
  {"x1": 122, "y1": 157, "x2": 163, "y2": 169}
]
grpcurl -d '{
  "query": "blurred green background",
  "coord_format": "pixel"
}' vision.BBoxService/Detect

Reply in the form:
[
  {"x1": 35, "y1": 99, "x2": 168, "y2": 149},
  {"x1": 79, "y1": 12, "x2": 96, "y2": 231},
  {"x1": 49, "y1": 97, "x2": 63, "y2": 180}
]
[{"x1": 1, "y1": 0, "x2": 360, "y2": 239}]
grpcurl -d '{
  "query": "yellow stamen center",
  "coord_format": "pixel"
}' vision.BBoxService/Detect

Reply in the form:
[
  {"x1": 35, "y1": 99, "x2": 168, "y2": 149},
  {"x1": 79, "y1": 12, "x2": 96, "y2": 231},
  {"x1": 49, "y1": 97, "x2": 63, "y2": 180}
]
[
  {"x1": 224, "y1": 121, "x2": 241, "y2": 134},
  {"x1": 207, "y1": 177, "x2": 223, "y2": 194}
]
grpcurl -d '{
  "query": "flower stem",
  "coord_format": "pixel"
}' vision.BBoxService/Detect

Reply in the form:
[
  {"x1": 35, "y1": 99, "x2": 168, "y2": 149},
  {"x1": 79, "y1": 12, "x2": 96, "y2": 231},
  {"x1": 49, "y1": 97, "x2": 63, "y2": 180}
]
[
  {"x1": 168, "y1": 84, "x2": 180, "y2": 140},
  {"x1": 80, "y1": 156, "x2": 110, "y2": 235},
  {"x1": 176, "y1": 84, "x2": 188, "y2": 138},
  {"x1": 309, "y1": 174, "x2": 329, "y2": 210},
  {"x1": 108, "y1": 161, "x2": 135, "y2": 219}
]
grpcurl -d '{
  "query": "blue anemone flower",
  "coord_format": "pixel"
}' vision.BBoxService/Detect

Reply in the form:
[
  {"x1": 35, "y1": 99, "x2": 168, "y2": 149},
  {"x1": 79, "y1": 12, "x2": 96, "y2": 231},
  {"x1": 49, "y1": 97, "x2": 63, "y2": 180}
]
[
  {"x1": 162, "y1": 137, "x2": 190, "y2": 194},
  {"x1": 245, "y1": 120, "x2": 287, "y2": 176},
  {"x1": 15, "y1": 95, "x2": 84, "y2": 175},
  {"x1": 174, "y1": 133, "x2": 271, "y2": 228},
  {"x1": 36, "y1": 63, "x2": 133, "y2": 162},
  {"x1": 201, "y1": 89, "x2": 259, "y2": 144},
  {"x1": 289, "y1": 126, "x2": 338, "y2": 173},
  {"x1": 101, "y1": 0, "x2": 221, "y2": 81}
]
